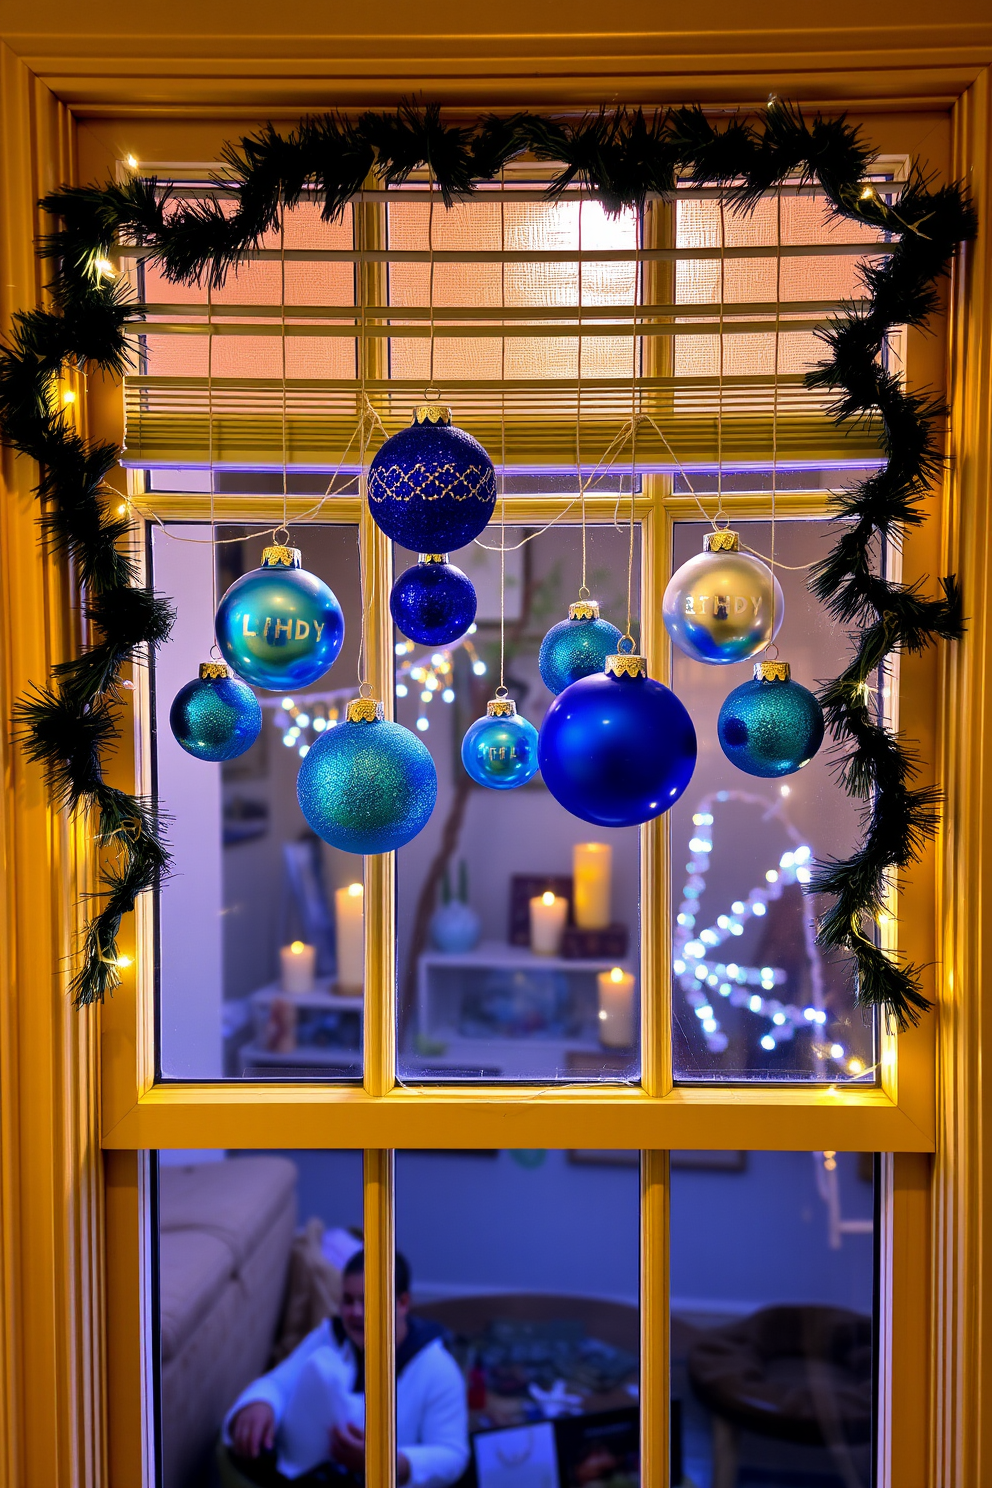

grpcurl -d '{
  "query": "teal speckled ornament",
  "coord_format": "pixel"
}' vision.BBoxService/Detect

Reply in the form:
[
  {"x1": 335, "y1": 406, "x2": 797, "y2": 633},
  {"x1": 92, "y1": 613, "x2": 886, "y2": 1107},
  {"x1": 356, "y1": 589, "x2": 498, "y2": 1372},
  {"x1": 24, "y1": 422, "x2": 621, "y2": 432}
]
[
  {"x1": 717, "y1": 661, "x2": 825, "y2": 778},
  {"x1": 539, "y1": 599, "x2": 623, "y2": 696},
  {"x1": 461, "y1": 697, "x2": 540, "y2": 790},
  {"x1": 169, "y1": 662, "x2": 261, "y2": 762}
]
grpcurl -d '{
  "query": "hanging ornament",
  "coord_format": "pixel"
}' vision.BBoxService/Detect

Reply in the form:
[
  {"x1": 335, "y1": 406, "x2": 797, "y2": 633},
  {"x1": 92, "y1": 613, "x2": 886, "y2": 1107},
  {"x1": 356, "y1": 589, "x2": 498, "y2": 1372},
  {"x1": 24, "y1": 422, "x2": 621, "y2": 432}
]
[
  {"x1": 215, "y1": 543, "x2": 345, "y2": 691},
  {"x1": 461, "y1": 696, "x2": 540, "y2": 791},
  {"x1": 297, "y1": 694, "x2": 437, "y2": 855},
  {"x1": 717, "y1": 660, "x2": 825, "y2": 778},
  {"x1": 538, "y1": 599, "x2": 623, "y2": 696},
  {"x1": 390, "y1": 553, "x2": 477, "y2": 646},
  {"x1": 662, "y1": 530, "x2": 784, "y2": 665},
  {"x1": 367, "y1": 404, "x2": 497, "y2": 552},
  {"x1": 169, "y1": 662, "x2": 262, "y2": 762},
  {"x1": 538, "y1": 643, "x2": 697, "y2": 828}
]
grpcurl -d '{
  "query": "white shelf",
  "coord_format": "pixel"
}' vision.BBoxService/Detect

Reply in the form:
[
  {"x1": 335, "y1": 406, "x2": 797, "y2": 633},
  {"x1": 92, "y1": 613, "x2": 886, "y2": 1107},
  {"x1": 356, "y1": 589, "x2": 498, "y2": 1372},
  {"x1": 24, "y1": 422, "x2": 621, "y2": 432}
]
[
  {"x1": 247, "y1": 981, "x2": 363, "y2": 1011},
  {"x1": 239, "y1": 1042, "x2": 360, "y2": 1069},
  {"x1": 419, "y1": 940, "x2": 632, "y2": 975}
]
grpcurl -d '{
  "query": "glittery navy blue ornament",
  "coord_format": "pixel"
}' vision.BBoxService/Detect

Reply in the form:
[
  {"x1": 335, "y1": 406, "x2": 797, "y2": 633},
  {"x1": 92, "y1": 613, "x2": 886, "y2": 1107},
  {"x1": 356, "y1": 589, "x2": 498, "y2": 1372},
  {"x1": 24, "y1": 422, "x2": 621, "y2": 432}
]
[
  {"x1": 297, "y1": 695, "x2": 437, "y2": 855},
  {"x1": 390, "y1": 553, "x2": 477, "y2": 646},
  {"x1": 539, "y1": 599, "x2": 623, "y2": 695},
  {"x1": 169, "y1": 662, "x2": 262, "y2": 762},
  {"x1": 663, "y1": 529, "x2": 784, "y2": 664},
  {"x1": 539, "y1": 644, "x2": 697, "y2": 827},
  {"x1": 461, "y1": 697, "x2": 540, "y2": 790},
  {"x1": 717, "y1": 661, "x2": 825, "y2": 778},
  {"x1": 368, "y1": 404, "x2": 497, "y2": 552},
  {"x1": 215, "y1": 543, "x2": 344, "y2": 691}
]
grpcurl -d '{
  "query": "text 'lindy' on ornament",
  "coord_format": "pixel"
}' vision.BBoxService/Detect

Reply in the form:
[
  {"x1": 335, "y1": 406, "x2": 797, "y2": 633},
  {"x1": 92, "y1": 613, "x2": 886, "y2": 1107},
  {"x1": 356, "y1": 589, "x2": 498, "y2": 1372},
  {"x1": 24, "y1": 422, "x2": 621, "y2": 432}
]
[
  {"x1": 169, "y1": 661, "x2": 262, "y2": 762},
  {"x1": 215, "y1": 543, "x2": 345, "y2": 691},
  {"x1": 367, "y1": 404, "x2": 498, "y2": 552},
  {"x1": 663, "y1": 529, "x2": 784, "y2": 665}
]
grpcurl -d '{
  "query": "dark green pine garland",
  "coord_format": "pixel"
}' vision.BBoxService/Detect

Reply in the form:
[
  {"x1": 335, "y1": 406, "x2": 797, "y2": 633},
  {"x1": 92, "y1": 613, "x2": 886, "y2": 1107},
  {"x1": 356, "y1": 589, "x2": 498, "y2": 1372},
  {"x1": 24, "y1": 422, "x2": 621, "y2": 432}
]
[{"x1": 0, "y1": 101, "x2": 976, "y2": 1022}]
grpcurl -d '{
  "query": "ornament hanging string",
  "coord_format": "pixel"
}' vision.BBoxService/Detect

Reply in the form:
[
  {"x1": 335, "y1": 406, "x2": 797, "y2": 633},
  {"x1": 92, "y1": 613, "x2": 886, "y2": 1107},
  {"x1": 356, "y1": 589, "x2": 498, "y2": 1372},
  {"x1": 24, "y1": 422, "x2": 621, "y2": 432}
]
[
  {"x1": 767, "y1": 183, "x2": 783, "y2": 658},
  {"x1": 577, "y1": 195, "x2": 588, "y2": 598},
  {"x1": 498, "y1": 173, "x2": 508, "y2": 697},
  {"x1": 207, "y1": 277, "x2": 221, "y2": 660},
  {"x1": 279, "y1": 200, "x2": 289, "y2": 541},
  {"x1": 715, "y1": 199, "x2": 727, "y2": 532}
]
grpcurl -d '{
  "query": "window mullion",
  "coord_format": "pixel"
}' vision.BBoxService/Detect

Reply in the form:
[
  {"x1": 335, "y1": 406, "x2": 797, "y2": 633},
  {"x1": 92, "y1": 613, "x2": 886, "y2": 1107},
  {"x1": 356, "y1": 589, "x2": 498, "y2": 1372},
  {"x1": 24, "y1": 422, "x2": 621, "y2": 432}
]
[
  {"x1": 640, "y1": 1150, "x2": 670, "y2": 1488},
  {"x1": 363, "y1": 1149, "x2": 397, "y2": 1488}
]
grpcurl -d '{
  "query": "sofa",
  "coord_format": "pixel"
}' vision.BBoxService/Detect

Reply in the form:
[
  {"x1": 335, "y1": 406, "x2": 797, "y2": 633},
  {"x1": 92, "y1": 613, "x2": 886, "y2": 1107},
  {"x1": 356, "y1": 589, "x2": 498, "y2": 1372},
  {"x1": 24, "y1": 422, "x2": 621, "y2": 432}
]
[{"x1": 159, "y1": 1156, "x2": 298, "y2": 1488}]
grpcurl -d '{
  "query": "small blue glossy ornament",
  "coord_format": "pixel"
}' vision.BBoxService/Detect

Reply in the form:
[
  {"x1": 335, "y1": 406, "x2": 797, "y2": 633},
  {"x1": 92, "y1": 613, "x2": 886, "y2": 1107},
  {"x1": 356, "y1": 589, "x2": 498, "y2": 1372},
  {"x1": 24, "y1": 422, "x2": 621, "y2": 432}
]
[
  {"x1": 368, "y1": 404, "x2": 497, "y2": 552},
  {"x1": 430, "y1": 899, "x2": 481, "y2": 953},
  {"x1": 169, "y1": 662, "x2": 262, "y2": 762},
  {"x1": 539, "y1": 599, "x2": 623, "y2": 695},
  {"x1": 663, "y1": 529, "x2": 784, "y2": 665},
  {"x1": 461, "y1": 697, "x2": 540, "y2": 791},
  {"x1": 717, "y1": 661, "x2": 825, "y2": 778},
  {"x1": 539, "y1": 646, "x2": 697, "y2": 828},
  {"x1": 297, "y1": 695, "x2": 437, "y2": 855},
  {"x1": 390, "y1": 553, "x2": 477, "y2": 646},
  {"x1": 215, "y1": 543, "x2": 344, "y2": 691}
]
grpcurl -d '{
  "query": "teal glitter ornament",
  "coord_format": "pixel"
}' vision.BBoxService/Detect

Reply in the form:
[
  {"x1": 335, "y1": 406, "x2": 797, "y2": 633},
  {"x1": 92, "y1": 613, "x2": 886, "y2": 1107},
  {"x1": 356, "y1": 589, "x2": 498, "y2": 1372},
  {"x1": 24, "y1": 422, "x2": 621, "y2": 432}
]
[
  {"x1": 461, "y1": 696, "x2": 540, "y2": 790},
  {"x1": 297, "y1": 694, "x2": 437, "y2": 855},
  {"x1": 169, "y1": 662, "x2": 261, "y2": 762},
  {"x1": 717, "y1": 661, "x2": 825, "y2": 778},
  {"x1": 538, "y1": 599, "x2": 623, "y2": 696},
  {"x1": 215, "y1": 543, "x2": 345, "y2": 691}
]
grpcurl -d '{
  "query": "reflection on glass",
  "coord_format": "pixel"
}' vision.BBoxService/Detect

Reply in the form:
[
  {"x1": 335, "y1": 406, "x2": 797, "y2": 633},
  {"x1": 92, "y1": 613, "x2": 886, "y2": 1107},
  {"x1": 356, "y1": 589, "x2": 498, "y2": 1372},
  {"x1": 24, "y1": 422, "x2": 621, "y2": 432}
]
[
  {"x1": 396, "y1": 1150, "x2": 644, "y2": 1487},
  {"x1": 153, "y1": 524, "x2": 365, "y2": 1081},
  {"x1": 395, "y1": 523, "x2": 641, "y2": 1083},
  {"x1": 672, "y1": 1150, "x2": 874, "y2": 1488},
  {"x1": 670, "y1": 520, "x2": 876, "y2": 1084}
]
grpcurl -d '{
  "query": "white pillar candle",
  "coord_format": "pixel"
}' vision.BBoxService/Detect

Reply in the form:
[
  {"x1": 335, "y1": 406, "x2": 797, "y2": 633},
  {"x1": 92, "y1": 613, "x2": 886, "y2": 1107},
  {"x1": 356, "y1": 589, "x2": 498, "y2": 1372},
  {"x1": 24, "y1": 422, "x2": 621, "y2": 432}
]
[
  {"x1": 573, "y1": 842, "x2": 612, "y2": 929},
  {"x1": 530, "y1": 891, "x2": 568, "y2": 956},
  {"x1": 597, "y1": 966, "x2": 636, "y2": 1047},
  {"x1": 334, "y1": 882, "x2": 365, "y2": 995},
  {"x1": 280, "y1": 940, "x2": 316, "y2": 994}
]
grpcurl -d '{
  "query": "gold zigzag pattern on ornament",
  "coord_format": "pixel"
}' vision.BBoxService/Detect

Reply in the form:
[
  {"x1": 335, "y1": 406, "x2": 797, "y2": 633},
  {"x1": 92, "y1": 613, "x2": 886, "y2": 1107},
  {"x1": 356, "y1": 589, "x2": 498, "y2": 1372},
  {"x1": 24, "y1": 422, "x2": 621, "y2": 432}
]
[{"x1": 368, "y1": 462, "x2": 497, "y2": 503}]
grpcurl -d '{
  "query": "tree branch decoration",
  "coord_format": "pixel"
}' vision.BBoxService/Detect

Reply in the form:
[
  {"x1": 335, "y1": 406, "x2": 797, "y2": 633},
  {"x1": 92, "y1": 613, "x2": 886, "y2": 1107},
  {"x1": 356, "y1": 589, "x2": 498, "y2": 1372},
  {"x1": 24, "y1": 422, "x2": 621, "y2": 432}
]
[{"x1": 0, "y1": 101, "x2": 975, "y2": 1019}]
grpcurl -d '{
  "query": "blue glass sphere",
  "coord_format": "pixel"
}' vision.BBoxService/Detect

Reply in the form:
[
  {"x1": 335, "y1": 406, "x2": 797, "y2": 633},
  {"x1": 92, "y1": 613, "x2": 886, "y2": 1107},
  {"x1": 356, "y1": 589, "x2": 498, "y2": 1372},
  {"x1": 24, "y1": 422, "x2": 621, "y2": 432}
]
[
  {"x1": 717, "y1": 665, "x2": 825, "y2": 778},
  {"x1": 390, "y1": 556, "x2": 477, "y2": 646},
  {"x1": 368, "y1": 406, "x2": 497, "y2": 552},
  {"x1": 297, "y1": 705, "x2": 437, "y2": 854},
  {"x1": 461, "y1": 701, "x2": 540, "y2": 790},
  {"x1": 539, "y1": 656, "x2": 697, "y2": 827},
  {"x1": 539, "y1": 603, "x2": 623, "y2": 695},
  {"x1": 215, "y1": 545, "x2": 344, "y2": 691},
  {"x1": 169, "y1": 665, "x2": 261, "y2": 762}
]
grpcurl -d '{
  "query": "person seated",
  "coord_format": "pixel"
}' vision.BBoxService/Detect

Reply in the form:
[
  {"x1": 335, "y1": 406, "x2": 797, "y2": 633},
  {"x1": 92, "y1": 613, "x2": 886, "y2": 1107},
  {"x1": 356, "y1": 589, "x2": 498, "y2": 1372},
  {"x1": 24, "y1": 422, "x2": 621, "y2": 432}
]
[{"x1": 223, "y1": 1249, "x2": 469, "y2": 1488}]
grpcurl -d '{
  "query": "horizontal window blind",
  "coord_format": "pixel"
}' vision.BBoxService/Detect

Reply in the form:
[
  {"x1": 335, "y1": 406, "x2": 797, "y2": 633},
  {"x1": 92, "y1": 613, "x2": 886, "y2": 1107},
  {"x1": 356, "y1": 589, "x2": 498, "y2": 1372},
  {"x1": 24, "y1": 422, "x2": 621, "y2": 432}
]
[{"x1": 121, "y1": 174, "x2": 892, "y2": 472}]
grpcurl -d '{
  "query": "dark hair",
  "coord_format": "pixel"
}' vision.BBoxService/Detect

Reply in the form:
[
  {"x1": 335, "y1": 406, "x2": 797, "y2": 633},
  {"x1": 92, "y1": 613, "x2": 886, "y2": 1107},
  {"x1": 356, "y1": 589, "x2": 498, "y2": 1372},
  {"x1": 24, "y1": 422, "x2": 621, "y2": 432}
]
[{"x1": 343, "y1": 1248, "x2": 411, "y2": 1297}]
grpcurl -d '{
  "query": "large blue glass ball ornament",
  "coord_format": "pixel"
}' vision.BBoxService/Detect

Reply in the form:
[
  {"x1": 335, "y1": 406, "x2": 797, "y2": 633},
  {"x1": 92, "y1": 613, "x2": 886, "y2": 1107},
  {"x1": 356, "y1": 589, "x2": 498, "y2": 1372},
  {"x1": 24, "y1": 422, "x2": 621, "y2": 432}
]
[
  {"x1": 663, "y1": 529, "x2": 784, "y2": 664},
  {"x1": 297, "y1": 696, "x2": 437, "y2": 855},
  {"x1": 390, "y1": 554, "x2": 477, "y2": 646},
  {"x1": 169, "y1": 663, "x2": 261, "y2": 762},
  {"x1": 368, "y1": 404, "x2": 497, "y2": 552},
  {"x1": 461, "y1": 699, "x2": 540, "y2": 790},
  {"x1": 538, "y1": 648, "x2": 697, "y2": 827},
  {"x1": 215, "y1": 544, "x2": 344, "y2": 691},
  {"x1": 539, "y1": 599, "x2": 623, "y2": 696},
  {"x1": 717, "y1": 662, "x2": 825, "y2": 778}
]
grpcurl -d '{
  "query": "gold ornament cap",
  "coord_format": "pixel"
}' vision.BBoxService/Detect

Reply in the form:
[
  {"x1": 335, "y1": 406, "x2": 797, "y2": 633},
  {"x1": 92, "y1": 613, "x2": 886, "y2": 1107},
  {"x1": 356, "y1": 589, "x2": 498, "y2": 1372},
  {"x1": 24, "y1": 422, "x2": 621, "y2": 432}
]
[
  {"x1": 261, "y1": 544, "x2": 302, "y2": 569},
  {"x1": 419, "y1": 553, "x2": 449, "y2": 565},
  {"x1": 415, "y1": 404, "x2": 452, "y2": 426},
  {"x1": 568, "y1": 599, "x2": 601, "y2": 620},
  {"x1": 199, "y1": 661, "x2": 230, "y2": 680},
  {"x1": 346, "y1": 696, "x2": 385, "y2": 723},
  {"x1": 754, "y1": 660, "x2": 791, "y2": 682},
  {"x1": 703, "y1": 529, "x2": 740, "y2": 553},
  {"x1": 486, "y1": 697, "x2": 517, "y2": 717},
  {"x1": 605, "y1": 650, "x2": 648, "y2": 680}
]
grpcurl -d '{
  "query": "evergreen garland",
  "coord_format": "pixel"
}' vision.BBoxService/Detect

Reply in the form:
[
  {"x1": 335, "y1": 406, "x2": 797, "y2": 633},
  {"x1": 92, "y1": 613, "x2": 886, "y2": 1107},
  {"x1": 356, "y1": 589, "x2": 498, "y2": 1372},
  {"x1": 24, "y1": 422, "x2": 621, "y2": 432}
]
[{"x1": 0, "y1": 101, "x2": 975, "y2": 1022}]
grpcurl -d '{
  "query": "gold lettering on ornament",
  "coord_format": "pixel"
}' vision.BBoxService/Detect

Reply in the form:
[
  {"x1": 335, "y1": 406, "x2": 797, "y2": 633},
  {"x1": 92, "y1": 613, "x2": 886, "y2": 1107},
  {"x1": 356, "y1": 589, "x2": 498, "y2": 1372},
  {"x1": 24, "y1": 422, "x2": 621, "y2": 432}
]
[
  {"x1": 242, "y1": 615, "x2": 258, "y2": 638},
  {"x1": 314, "y1": 622, "x2": 324, "y2": 642},
  {"x1": 263, "y1": 617, "x2": 272, "y2": 640},
  {"x1": 684, "y1": 594, "x2": 762, "y2": 618},
  {"x1": 244, "y1": 615, "x2": 325, "y2": 644},
  {"x1": 273, "y1": 618, "x2": 292, "y2": 641},
  {"x1": 295, "y1": 620, "x2": 310, "y2": 640},
  {"x1": 487, "y1": 745, "x2": 518, "y2": 763}
]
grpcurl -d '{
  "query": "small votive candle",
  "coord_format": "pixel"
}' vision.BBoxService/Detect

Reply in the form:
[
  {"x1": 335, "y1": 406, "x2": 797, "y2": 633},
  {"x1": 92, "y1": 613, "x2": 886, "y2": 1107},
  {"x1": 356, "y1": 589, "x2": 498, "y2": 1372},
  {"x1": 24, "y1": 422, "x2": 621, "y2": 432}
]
[
  {"x1": 573, "y1": 842, "x2": 612, "y2": 929},
  {"x1": 334, "y1": 882, "x2": 365, "y2": 994},
  {"x1": 280, "y1": 940, "x2": 316, "y2": 994},
  {"x1": 597, "y1": 966, "x2": 636, "y2": 1048},
  {"x1": 530, "y1": 891, "x2": 568, "y2": 956}
]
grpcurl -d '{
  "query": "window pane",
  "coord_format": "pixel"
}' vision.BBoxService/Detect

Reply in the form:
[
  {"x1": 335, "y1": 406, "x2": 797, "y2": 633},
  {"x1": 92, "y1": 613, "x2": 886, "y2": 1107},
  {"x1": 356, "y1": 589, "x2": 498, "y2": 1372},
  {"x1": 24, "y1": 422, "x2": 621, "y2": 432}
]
[
  {"x1": 395, "y1": 520, "x2": 642, "y2": 1083},
  {"x1": 670, "y1": 518, "x2": 877, "y2": 1084},
  {"x1": 152, "y1": 523, "x2": 364, "y2": 1081},
  {"x1": 672, "y1": 1150, "x2": 875, "y2": 1487}
]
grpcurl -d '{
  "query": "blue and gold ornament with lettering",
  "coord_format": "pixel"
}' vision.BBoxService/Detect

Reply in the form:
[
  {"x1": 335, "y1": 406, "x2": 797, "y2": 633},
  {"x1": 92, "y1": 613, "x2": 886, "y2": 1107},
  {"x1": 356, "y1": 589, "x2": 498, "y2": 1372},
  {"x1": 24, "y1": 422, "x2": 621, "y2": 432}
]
[
  {"x1": 461, "y1": 696, "x2": 540, "y2": 790},
  {"x1": 718, "y1": 660, "x2": 825, "y2": 778},
  {"x1": 390, "y1": 553, "x2": 477, "y2": 646},
  {"x1": 170, "y1": 661, "x2": 262, "y2": 762},
  {"x1": 368, "y1": 404, "x2": 497, "y2": 552},
  {"x1": 297, "y1": 693, "x2": 437, "y2": 855},
  {"x1": 215, "y1": 544, "x2": 345, "y2": 690},
  {"x1": 663, "y1": 530, "x2": 784, "y2": 665},
  {"x1": 539, "y1": 642, "x2": 697, "y2": 828},
  {"x1": 539, "y1": 598, "x2": 623, "y2": 696}
]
